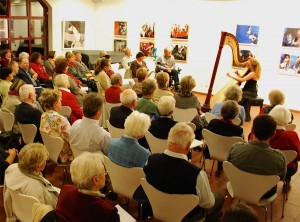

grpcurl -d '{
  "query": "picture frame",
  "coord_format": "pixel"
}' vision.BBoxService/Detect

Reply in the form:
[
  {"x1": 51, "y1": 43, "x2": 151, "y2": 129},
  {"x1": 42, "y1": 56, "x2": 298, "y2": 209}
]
[
  {"x1": 278, "y1": 53, "x2": 300, "y2": 76},
  {"x1": 232, "y1": 46, "x2": 257, "y2": 68},
  {"x1": 282, "y1": 28, "x2": 300, "y2": 48},
  {"x1": 114, "y1": 39, "x2": 127, "y2": 52},
  {"x1": 140, "y1": 41, "x2": 155, "y2": 57},
  {"x1": 114, "y1": 21, "x2": 127, "y2": 36},
  {"x1": 140, "y1": 22, "x2": 155, "y2": 39},
  {"x1": 62, "y1": 20, "x2": 85, "y2": 49},
  {"x1": 236, "y1": 25, "x2": 259, "y2": 45},
  {"x1": 0, "y1": 19, "x2": 6, "y2": 29},
  {"x1": 170, "y1": 23, "x2": 189, "y2": 40},
  {"x1": 170, "y1": 43, "x2": 188, "y2": 62}
]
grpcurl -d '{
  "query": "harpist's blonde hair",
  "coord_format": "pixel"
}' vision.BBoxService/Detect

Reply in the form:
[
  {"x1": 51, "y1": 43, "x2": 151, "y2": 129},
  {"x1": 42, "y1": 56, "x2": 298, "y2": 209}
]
[{"x1": 248, "y1": 58, "x2": 261, "y2": 80}]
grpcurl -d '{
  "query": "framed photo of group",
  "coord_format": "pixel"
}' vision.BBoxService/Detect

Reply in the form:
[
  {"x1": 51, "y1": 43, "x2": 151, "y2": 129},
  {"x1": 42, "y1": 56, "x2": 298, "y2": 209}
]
[
  {"x1": 236, "y1": 24, "x2": 259, "y2": 45},
  {"x1": 170, "y1": 23, "x2": 189, "y2": 40}
]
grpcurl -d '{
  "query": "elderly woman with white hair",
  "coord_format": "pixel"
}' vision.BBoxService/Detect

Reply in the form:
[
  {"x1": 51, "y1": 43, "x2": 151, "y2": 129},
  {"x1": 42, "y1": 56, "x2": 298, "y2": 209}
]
[
  {"x1": 211, "y1": 84, "x2": 246, "y2": 125},
  {"x1": 149, "y1": 96, "x2": 177, "y2": 139},
  {"x1": 56, "y1": 152, "x2": 120, "y2": 222},
  {"x1": 4, "y1": 143, "x2": 60, "y2": 221},
  {"x1": 54, "y1": 74, "x2": 83, "y2": 123},
  {"x1": 108, "y1": 110, "x2": 151, "y2": 168},
  {"x1": 269, "y1": 105, "x2": 300, "y2": 186}
]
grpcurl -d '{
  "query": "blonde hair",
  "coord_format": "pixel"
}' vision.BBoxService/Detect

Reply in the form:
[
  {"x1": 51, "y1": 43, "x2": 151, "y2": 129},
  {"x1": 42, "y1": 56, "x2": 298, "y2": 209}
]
[
  {"x1": 224, "y1": 85, "x2": 242, "y2": 102},
  {"x1": 167, "y1": 122, "x2": 195, "y2": 149},
  {"x1": 156, "y1": 72, "x2": 169, "y2": 89},
  {"x1": 124, "y1": 111, "x2": 151, "y2": 138},
  {"x1": 38, "y1": 89, "x2": 62, "y2": 111},
  {"x1": 180, "y1": 75, "x2": 196, "y2": 94},
  {"x1": 136, "y1": 67, "x2": 148, "y2": 82},
  {"x1": 18, "y1": 143, "x2": 49, "y2": 175},
  {"x1": 142, "y1": 78, "x2": 157, "y2": 96},
  {"x1": 268, "y1": 89, "x2": 285, "y2": 106},
  {"x1": 248, "y1": 58, "x2": 261, "y2": 80},
  {"x1": 54, "y1": 74, "x2": 70, "y2": 88}
]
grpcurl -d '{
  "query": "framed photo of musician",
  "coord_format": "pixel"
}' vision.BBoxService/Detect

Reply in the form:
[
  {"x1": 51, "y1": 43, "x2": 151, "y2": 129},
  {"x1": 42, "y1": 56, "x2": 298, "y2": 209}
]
[
  {"x1": 170, "y1": 43, "x2": 188, "y2": 62},
  {"x1": 170, "y1": 23, "x2": 189, "y2": 40},
  {"x1": 278, "y1": 53, "x2": 300, "y2": 76},
  {"x1": 140, "y1": 22, "x2": 155, "y2": 39},
  {"x1": 114, "y1": 21, "x2": 127, "y2": 36},
  {"x1": 282, "y1": 28, "x2": 300, "y2": 48},
  {"x1": 62, "y1": 20, "x2": 85, "y2": 49},
  {"x1": 236, "y1": 25, "x2": 259, "y2": 45},
  {"x1": 140, "y1": 41, "x2": 155, "y2": 57},
  {"x1": 114, "y1": 39, "x2": 127, "y2": 52}
]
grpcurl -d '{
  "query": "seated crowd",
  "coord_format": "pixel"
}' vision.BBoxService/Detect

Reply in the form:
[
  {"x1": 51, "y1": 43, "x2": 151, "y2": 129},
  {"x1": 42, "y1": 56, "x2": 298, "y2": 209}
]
[{"x1": 0, "y1": 48, "x2": 299, "y2": 222}]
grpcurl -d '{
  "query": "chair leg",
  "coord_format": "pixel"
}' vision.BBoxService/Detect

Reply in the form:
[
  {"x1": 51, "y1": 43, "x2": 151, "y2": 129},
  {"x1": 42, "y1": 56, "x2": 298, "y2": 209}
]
[
  {"x1": 138, "y1": 203, "x2": 143, "y2": 221},
  {"x1": 271, "y1": 202, "x2": 273, "y2": 222},
  {"x1": 210, "y1": 160, "x2": 215, "y2": 176},
  {"x1": 282, "y1": 181, "x2": 286, "y2": 218},
  {"x1": 262, "y1": 206, "x2": 268, "y2": 222}
]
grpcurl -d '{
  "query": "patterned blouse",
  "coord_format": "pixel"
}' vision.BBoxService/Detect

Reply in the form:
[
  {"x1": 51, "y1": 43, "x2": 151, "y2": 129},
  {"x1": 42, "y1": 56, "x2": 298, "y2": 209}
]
[{"x1": 40, "y1": 110, "x2": 73, "y2": 163}]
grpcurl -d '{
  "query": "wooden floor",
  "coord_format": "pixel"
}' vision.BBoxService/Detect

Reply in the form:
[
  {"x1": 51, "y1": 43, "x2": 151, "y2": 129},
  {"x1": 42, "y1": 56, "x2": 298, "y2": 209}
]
[{"x1": 0, "y1": 93, "x2": 300, "y2": 222}]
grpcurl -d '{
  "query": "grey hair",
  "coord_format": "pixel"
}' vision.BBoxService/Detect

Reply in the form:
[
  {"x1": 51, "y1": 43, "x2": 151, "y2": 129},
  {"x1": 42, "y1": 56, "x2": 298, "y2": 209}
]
[
  {"x1": 124, "y1": 111, "x2": 151, "y2": 137},
  {"x1": 158, "y1": 96, "x2": 175, "y2": 116},
  {"x1": 269, "y1": 105, "x2": 291, "y2": 126},
  {"x1": 167, "y1": 122, "x2": 195, "y2": 149}
]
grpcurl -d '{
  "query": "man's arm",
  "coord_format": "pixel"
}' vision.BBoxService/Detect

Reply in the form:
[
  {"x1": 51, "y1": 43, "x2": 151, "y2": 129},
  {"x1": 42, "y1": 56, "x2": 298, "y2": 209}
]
[
  {"x1": 155, "y1": 57, "x2": 166, "y2": 71},
  {"x1": 196, "y1": 170, "x2": 215, "y2": 208}
]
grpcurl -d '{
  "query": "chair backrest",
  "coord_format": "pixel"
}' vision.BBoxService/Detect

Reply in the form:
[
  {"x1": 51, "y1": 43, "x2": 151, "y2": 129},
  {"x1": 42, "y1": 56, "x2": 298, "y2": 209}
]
[
  {"x1": 40, "y1": 132, "x2": 64, "y2": 164},
  {"x1": 284, "y1": 123, "x2": 296, "y2": 131},
  {"x1": 204, "y1": 112, "x2": 218, "y2": 124},
  {"x1": 95, "y1": 80, "x2": 102, "y2": 96},
  {"x1": 10, "y1": 189, "x2": 40, "y2": 222},
  {"x1": 58, "y1": 106, "x2": 72, "y2": 117},
  {"x1": 145, "y1": 131, "x2": 167, "y2": 154},
  {"x1": 232, "y1": 117, "x2": 241, "y2": 126},
  {"x1": 140, "y1": 178, "x2": 199, "y2": 222},
  {"x1": 103, "y1": 156, "x2": 145, "y2": 199},
  {"x1": 104, "y1": 102, "x2": 121, "y2": 125},
  {"x1": 106, "y1": 120, "x2": 125, "y2": 138},
  {"x1": 223, "y1": 161, "x2": 280, "y2": 204},
  {"x1": 281, "y1": 150, "x2": 298, "y2": 165},
  {"x1": 186, "y1": 122, "x2": 196, "y2": 131},
  {"x1": 173, "y1": 107, "x2": 198, "y2": 122},
  {"x1": 70, "y1": 144, "x2": 86, "y2": 158},
  {"x1": 32, "y1": 203, "x2": 56, "y2": 222},
  {"x1": 0, "y1": 110, "x2": 15, "y2": 131},
  {"x1": 202, "y1": 129, "x2": 244, "y2": 162},
  {"x1": 18, "y1": 123, "x2": 37, "y2": 144}
]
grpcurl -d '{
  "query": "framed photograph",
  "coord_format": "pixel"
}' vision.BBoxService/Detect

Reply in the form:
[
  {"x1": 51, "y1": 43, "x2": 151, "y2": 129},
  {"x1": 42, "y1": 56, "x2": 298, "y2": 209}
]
[
  {"x1": 232, "y1": 46, "x2": 257, "y2": 68},
  {"x1": 140, "y1": 22, "x2": 155, "y2": 38},
  {"x1": 114, "y1": 21, "x2": 127, "y2": 36},
  {"x1": 170, "y1": 23, "x2": 189, "y2": 40},
  {"x1": 236, "y1": 25, "x2": 259, "y2": 45},
  {"x1": 62, "y1": 20, "x2": 85, "y2": 49},
  {"x1": 171, "y1": 43, "x2": 188, "y2": 62},
  {"x1": 282, "y1": 28, "x2": 300, "y2": 48},
  {"x1": 278, "y1": 53, "x2": 300, "y2": 76},
  {"x1": 140, "y1": 41, "x2": 155, "y2": 57},
  {"x1": 114, "y1": 39, "x2": 127, "y2": 52},
  {"x1": 0, "y1": 31, "x2": 6, "y2": 38}
]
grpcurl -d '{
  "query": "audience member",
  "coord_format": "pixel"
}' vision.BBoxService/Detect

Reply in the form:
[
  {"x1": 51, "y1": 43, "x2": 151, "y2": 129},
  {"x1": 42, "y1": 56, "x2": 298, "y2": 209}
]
[
  {"x1": 29, "y1": 52, "x2": 52, "y2": 85},
  {"x1": 7, "y1": 60, "x2": 19, "y2": 78},
  {"x1": 17, "y1": 57, "x2": 40, "y2": 87},
  {"x1": 174, "y1": 75, "x2": 203, "y2": 139},
  {"x1": 228, "y1": 114, "x2": 286, "y2": 198},
  {"x1": 211, "y1": 84, "x2": 245, "y2": 125},
  {"x1": 108, "y1": 110, "x2": 151, "y2": 167},
  {"x1": 0, "y1": 49, "x2": 12, "y2": 67},
  {"x1": 14, "y1": 84, "x2": 43, "y2": 143},
  {"x1": 144, "y1": 123, "x2": 224, "y2": 221},
  {"x1": 134, "y1": 78, "x2": 158, "y2": 116},
  {"x1": 94, "y1": 58, "x2": 112, "y2": 98},
  {"x1": 149, "y1": 96, "x2": 177, "y2": 139},
  {"x1": 4, "y1": 143, "x2": 60, "y2": 221},
  {"x1": 0, "y1": 67, "x2": 13, "y2": 100},
  {"x1": 74, "y1": 51, "x2": 90, "y2": 78},
  {"x1": 105, "y1": 73, "x2": 123, "y2": 104},
  {"x1": 206, "y1": 100, "x2": 244, "y2": 177},
  {"x1": 39, "y1": 89, "x2": 73, "y2": 164},
  {"x1": 18, "y1": 52, "x2": 39, "y2": 81},
  {"x1": 269, "y1": 105, "x2": 300, "y2": 187},
  {"x1": 0, "y1": 146, "x2": 18, "y2": 185},
  {"x1": 152, "y1": 71, "x2": 173, "y2": 103},
  {"x1": 121, "y1": 47, "x2": 133, "y2": 70},
  {"x1": 66, "y1": 52, "x2": 80, "y2": 79},
  {"x1": 53, "y1": 74, "x2": 83, "y2": 123},
  {"x1": 132, "y1": 67, "x2": 148, "y2": 97},
  {"x1": 56, "y1": 152, "x2": 120, "y2": 222},
  {"x1": 109, "y1": 89, "x2": 137, "y2": 128},
  {"x1": 70, "y1": 93, "x2": 111, "y2": 155},
  {"x1": 221, "y1": 204, "x2": 258, "y2": 222},
  {"x1": 44, "y1": 50, "x2": 56, "y2": 77},
  {"x1": 130, "y1": 51, "x2": 148, "y2": 79},
  {"x1": 155, "y1": 47, "x2": 180, "y2": 90}
]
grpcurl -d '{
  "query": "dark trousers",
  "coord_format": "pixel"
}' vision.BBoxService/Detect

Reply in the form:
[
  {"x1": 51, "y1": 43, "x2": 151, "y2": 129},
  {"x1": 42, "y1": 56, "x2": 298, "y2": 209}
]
[{"x1": 167, "y1": 69, "x2": 179, "y2": 86}]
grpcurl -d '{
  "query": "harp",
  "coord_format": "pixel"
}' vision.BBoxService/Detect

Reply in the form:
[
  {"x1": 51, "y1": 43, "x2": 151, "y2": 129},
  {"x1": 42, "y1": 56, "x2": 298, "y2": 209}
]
[{"x1": 201, "y1": 32, "x2": 250, "y2": 112}]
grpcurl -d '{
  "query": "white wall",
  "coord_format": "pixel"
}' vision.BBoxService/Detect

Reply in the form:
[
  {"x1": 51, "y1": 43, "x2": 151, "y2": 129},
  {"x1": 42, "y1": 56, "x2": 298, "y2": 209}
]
[{"x1": 46, "y1": 0, "x2": 300, "y2": 111}]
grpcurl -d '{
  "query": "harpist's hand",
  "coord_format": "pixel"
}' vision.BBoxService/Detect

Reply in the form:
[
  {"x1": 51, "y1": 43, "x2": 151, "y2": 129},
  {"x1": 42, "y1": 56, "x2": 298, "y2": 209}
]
[{"x1": 226, "y1": 73, "x2": 232, "y2": 78}]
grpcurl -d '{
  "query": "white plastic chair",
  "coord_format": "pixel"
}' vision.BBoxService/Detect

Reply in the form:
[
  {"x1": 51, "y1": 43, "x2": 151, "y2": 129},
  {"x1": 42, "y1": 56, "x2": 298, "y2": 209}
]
[
  {"x1": 70, "y1": 144, "x2": 86, "y2": 158},
  {"x1": 145, "y1": 131, "x2": 167, "y2": 154},
  {"x1": 223, "y1": 161, "x2": 280, "y2": 222},
  {"x1": 204, "y1": 112, "x2": 241, "y2": 125},
  {"x1": 202, "y1": 129, "x2": 244, "y2": 176},
  {"x1": 284, "y1": 123, "x2": 296, "y2": 131},
  {"x1": 58, "y1": 106, "x2": 72, "y2": 118},
  {"x1": 18, "y1": 123, "x2": 37, "y2": 144},
  {"x1": 106, "y1": 120, "x2": 125, "y2": 138},
  {"x1": 0, "y1": 110, "x2": 15, "y2": 131},
  {"x1": 173, "y1": 107, "x2": 198, "y2": 122},
  {"x1": 140, "y1": 178, "x2": 204, "y2": 222},
  {"x1": 10, "y1": 189, "x2": 40, "y2": 222}
]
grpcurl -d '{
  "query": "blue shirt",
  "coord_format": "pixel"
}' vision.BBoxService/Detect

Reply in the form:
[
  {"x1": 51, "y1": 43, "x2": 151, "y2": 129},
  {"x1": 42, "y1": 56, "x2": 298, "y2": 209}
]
[{"x1": 108, "y1": 136, "x2": 151, "y2": 168}]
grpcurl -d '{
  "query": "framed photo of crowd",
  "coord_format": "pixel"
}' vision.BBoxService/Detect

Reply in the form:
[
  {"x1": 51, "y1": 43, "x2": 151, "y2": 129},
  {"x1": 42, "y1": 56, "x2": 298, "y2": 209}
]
[
  {"x1": 236, "y1": 24, "x2": 259, "y2": 45},
  {"x1": 140, "y1": 41, "x2": 155, "y2": 57},
  {"x1": 140, "y1": 22, "x2": 155, "y2": 39},
  {"x1": 114, "y1": 21, "x2": 127, "y2": 37},
  {"x1": 170, "y1": 43, "x2": 188, "y2": 62},
  {"x1": 170, "y1": 23, "x2": 189, "y2": 40},
  {"x1": 114, "y1": 39, "x2": 127, "y2": 52},
  {"x1": 62, "y1": 20, "x2": 85, "y2": 49}
]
